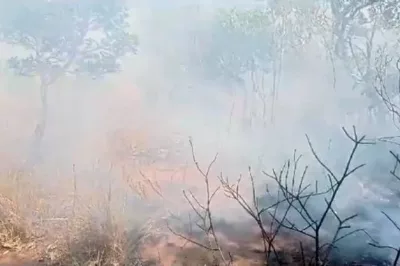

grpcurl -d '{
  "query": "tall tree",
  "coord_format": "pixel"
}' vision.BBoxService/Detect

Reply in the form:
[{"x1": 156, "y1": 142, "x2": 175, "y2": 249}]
[
  {"x1": 197, "y1": 2, "x2": 312, "y2": 128},
  {"x1": 0, "y1": 0, "x2": 138, "y2": 165}
]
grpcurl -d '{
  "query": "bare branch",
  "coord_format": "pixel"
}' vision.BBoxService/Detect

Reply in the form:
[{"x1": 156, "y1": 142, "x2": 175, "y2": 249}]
[
  {"x1": 168, "y1": 138, "x2": 231, "y2": 266},
  {"x1": 263, "y1": 126, "x2": 368, "y2": 265}
]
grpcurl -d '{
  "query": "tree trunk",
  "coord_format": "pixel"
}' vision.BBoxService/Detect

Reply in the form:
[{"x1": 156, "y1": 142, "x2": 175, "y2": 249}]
[
  {"x1": 242, "y1": 85, "x2": 251, "y2": 131},
  {"x1": 27, "y1": 80, "x2": 48, "y2": 167}
]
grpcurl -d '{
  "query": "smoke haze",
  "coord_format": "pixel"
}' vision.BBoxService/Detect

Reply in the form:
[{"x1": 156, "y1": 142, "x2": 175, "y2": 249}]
[{"x1": 1, "y1": 0, "x2": 400, "y2": 263}]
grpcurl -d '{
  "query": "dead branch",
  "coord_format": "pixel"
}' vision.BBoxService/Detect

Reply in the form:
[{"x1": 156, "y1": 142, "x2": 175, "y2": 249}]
[
  {"x1": 167, "y1": 138, "x2": 231, "y2": 266},
  {"x1": 368, "y1": 241, "x2": 400, "y2": 266},
  {"x1": 218, "y1": 165, "x2": 291, "y2": 265},
  {"x1": 138, "y1": 170, "x2": 164, "y2": 199},
  {"x1": 263, "y1": 126, "x2": 370, "y2": 265},
  {"x1": 373, "y1": 50, "x2": 400, "y2": 129},
  {"x1": 367, "y1": 150, "x2": 400, "y2": 266}
]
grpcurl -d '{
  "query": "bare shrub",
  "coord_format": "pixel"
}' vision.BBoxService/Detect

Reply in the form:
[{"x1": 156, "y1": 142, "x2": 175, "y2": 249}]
[
  {"x1": 167, "y1": 138, "x2": 232, "y2": 266},
  {"x1": 367, "y1": 150, "x2": 400, "y2": 266},
  {"x1": 263, "y1": 126, "x2": 372, "y2": 265},
  {"x1": 170, "y1": 127, "x2": 376, "y2": 266},
  {"x1": 218, "y1": 166, "x2": 290, "y2": 265}
]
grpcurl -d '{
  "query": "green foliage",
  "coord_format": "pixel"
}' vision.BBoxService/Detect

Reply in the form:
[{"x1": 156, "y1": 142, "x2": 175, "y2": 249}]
[
  {"x1": 199, "y1": 3, "x2": 312, "y2": 86},
  {"x1": 0, "y1": 0, "x2": 138, "y2": 82},
  {"x1": 202, "y1": 8, "x2": 275, "y2": 84}
]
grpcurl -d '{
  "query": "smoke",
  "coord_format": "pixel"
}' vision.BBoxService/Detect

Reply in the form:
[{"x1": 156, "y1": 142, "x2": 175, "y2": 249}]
[{"x1": 1, "y1": 0, "x2": 400, "y2": 263}]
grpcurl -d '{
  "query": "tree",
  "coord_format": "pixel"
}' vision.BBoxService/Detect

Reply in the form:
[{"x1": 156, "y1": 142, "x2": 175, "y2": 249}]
[
  {"x1": 323, "y1": 0, "x2": 400, "y2": 125},
  {"x1": 194, "y1": 2, "x2": 313, "y2": 129},
  {"x1": 0, "y1": 0, "x2": 138, "y2": 165},
  {"x1": 206, "y1": 7, "x2": 276, "y2": 127}
]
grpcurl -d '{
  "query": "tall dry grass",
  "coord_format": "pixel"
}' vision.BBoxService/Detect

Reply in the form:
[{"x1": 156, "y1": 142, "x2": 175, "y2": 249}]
[
  {"x1": 0, "y1": 82, "x2": 209, "y2": 265},
  {"x1": 0, "y1": 161, "x2": 162, "y2": 265}
]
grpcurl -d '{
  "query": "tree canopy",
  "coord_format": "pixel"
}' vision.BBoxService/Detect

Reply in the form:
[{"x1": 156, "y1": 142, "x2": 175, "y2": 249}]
[{"x1": 0, "y1": 0, "x2": 138, "y2": 82}]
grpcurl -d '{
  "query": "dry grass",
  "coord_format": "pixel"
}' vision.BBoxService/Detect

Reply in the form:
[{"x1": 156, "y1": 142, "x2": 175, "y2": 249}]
[
  {"x1": 47, "y1": 215, "x2": 153, "y2": 266},
  {"x1": 0, "y1": 196, "x2": 31, "y2": 252},
  {"x1": 39, "y1": 176, "x2": 160, "y2": 266},
  {"x1": 0, "y1": 169, "x2": 41, "y2": 255},
  {"x1": 0, "y1": 162, "x2": 162, "y2": 266}
]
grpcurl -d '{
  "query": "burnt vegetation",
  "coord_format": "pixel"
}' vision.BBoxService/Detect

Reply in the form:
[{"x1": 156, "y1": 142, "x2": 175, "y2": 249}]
[
  {"x1": 166, "y1": 0, "x2": 400, "y2": 265},
  {"x1": 167, "y1": 127, "x2": 394, "y2": 265},
  {"x1": 1, "y1": 0, "x2": 400, "y2": 266}
]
